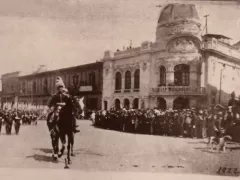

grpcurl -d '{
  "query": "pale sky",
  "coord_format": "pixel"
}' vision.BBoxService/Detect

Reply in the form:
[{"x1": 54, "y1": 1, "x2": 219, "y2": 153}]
[{"x1": 0, "y1": 0, "x2": 240, "y2": 77}]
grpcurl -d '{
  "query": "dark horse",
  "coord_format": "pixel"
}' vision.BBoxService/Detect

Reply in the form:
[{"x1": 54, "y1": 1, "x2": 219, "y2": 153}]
[{"x1": 50, "y1": 95, "x2": 80, "y2": 167}]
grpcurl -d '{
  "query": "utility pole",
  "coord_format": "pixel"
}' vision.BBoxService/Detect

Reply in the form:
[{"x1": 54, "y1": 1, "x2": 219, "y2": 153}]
[
  {"x1": 204, "y1": 15, "x2": 209, "y2": 34},
  {"x1": 219, "y1": 64, "x2": 225, "y2": 104}
]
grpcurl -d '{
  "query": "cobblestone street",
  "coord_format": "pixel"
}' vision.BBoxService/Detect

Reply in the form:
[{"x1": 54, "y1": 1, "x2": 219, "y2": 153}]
[{"x1": 0, "y1": 120, "x2": 239, "y2": 176}]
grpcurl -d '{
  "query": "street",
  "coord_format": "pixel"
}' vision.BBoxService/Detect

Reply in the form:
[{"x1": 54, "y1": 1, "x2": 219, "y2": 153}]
[{"x1": 0, "y1": 120, "x2": 239, "y2": 176}]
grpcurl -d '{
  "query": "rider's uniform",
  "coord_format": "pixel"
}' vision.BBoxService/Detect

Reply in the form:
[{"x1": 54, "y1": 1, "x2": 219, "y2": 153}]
[
  {"x1": 47, "y1": 91, "x2": 78, "y2": 132},
  {"x1": 47, "y1": 91, "x2": 66, "y2": 131}
]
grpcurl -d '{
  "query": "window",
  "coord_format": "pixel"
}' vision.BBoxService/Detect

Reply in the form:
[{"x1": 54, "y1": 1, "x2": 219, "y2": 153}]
[
  {"x1": 22, "y1": 82, "x2": 26, "y2": 94},
  {"x1": 159, "y1": 66, "x2": 166, "y2": 86},
  {"x1": 174, "y1": 64, "x2": 190, "y2": 86},
  {"x1": 134, "y1": 69, "x2": 140, "y2": 89},
  {"x1": 33, "y1": 81, "x2": 37, "y2": 94},
  {"x1": 73, "y1": 74, "x2": 79, "y2": 86},
  {"x1": 125, "y1": 71, "x2": 131, "y2": 90},
  {"x1": 88, "y1": 73, "x2": 92, "y2": 86},
  {"x1": 115, "y1": 72, "x2": 122, "y2": 90},
  {"x1": 44, "y1": 78, "x2": 48, "y2": 94},
  {"x1": 104, "y1": 101, "x2": 108, "y2": 110},
  {"x1": 92, "y1": 72, "x2": 96, "y2": 86}
]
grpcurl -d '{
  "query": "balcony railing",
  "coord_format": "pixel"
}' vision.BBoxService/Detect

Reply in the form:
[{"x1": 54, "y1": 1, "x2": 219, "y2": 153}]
[
  {"x1": 151, "y1": 86, "x2": 206, "y2": 95},
  {"x1": 114, "y1": 88, "x2": 140, "y2": 93},
  {"x1": 114, "y1": 89, "x2": 121, "y2": 93}
]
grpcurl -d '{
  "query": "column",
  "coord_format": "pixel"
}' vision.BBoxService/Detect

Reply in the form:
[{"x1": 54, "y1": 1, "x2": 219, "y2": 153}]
[
  {"x1": 131, "y1": 74, "x2": 134, "y2": 92},
  {"x1": 150, "y1": 96, "x2": 157, "y2": 109},
  {"x1": 101, "y1": 100, "x2": 104, "y2": 110},
  {"x1": 121, "y1": 99, "x2": 124, "y2": 109},
  {"x1": 144, "y1": 97, "x2": 149, "y2": 108},
  {"x1": 190, "y1": 63, "x2": 198, "y2": 88},
  {"x1": 121, "y1": 74, "x2": 125, "y2": 93},
  {"x1": 189, "y1": 98, "x2": 197, "y2": 108},
  {"x1": 166, "y1": 64, "x2": 174, "y2": 85},
  {"x1": 166, "y1": 97, "x2": 174, "y2": 109},
  {"x1": 129, "y1": 98, "x2": 133, "y2": 109}
]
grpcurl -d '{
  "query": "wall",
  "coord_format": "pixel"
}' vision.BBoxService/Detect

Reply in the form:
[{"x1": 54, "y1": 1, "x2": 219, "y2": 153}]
[{"x1": 206, "y1": 54, "x2": 240, "y2": 106}]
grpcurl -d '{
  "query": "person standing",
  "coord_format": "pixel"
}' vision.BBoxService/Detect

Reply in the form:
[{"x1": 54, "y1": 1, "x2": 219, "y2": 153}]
[
  {"x1": 228, "y1": 91, "x2": 238, "y2": 122},
  {"x1": 196, "y1": 110, "x2": 204, "y2": 139}
]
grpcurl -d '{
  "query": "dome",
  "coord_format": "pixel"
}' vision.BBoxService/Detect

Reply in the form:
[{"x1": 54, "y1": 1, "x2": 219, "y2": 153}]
[
  {"x1": 155, "y1": 3, "x2": 202, "y2": 48},
  {"x1": 158, "y1": 3, "x2": 200, "y2": 26}
]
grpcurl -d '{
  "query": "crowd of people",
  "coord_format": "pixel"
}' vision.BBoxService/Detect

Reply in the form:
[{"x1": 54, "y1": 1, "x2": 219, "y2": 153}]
[
  {"x1": 91, "y1": 105, "x2": 239, "y2": 141},
  {"x1": 91, "y1": 92, "x2": 240, "y2": 141},
  {"x1": 0, "y1": 108, "x2": 44, "y2": 135}
]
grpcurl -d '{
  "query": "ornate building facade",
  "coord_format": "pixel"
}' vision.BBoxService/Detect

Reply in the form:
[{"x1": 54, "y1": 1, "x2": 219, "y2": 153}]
[{"x1": 102, "y1": 3, "x2": 240, "y2": 110}]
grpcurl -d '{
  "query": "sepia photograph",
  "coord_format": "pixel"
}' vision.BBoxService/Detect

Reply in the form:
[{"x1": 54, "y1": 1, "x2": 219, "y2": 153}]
[{"x1": 0, "y1": 0, "x2": 240, "y2": 179}]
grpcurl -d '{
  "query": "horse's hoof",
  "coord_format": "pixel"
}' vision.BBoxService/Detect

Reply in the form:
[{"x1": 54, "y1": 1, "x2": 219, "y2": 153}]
[
  {"x1": 52, "y1": 156, "x2": 58, "y2": 162},
  {"x1": 71, "y1": 153, "x2": 75, "y2": 157},
  {"x1": 64, "y1": 166, "x2": 69, "y2": 169},
  {"x1": 58, "y1": 153, "x2": 63, "y2": 158}
]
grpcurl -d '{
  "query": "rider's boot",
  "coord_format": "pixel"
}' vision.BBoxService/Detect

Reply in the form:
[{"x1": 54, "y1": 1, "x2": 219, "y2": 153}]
[
  {"x1": 73, "y1": 117, "x2": 80, "y2": 133},
  {"x1": 74, "y1": 127, "x2": 80, "y2": 133}
]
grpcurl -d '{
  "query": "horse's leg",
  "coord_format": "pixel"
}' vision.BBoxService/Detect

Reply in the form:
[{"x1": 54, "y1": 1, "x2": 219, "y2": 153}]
[
  {"x1": 58, "y1": 133, "x2": 66, "y2": 158},
  {"x1": 67, "y1": 133, "x2": 72, "y2": 164},
  {"x1": 71, "y1": 132, "x2": 75, "y2": 156},
  {"x1": 51, "y1": 133, "x2": 58, "y2": 161}
]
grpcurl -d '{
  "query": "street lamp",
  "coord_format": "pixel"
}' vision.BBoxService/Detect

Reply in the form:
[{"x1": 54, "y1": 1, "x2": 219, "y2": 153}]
[{"x1": 219, "y1": 64, "x2": 225, "y2": 104}]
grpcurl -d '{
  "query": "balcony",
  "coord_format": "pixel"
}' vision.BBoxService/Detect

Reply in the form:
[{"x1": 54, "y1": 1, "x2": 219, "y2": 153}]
[
  {"x1": 151, "y1": 86, "x2": 206, "y2": 96},
  {"x1": 202, "y1": 39, "x2": 240, "y2": 61}
]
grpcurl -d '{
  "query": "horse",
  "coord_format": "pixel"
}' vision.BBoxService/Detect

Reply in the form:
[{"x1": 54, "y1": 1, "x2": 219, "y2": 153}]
[{"x1": 56, "y1": 95, "x2": 81, "y2": 167}]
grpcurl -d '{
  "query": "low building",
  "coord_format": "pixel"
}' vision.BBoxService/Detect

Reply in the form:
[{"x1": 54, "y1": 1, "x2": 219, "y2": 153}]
[
  {"x1": 1, "y1": 71, "x2": 21, "y2": 107},
  {"x1": 2, "y1": 62, "x2": 103, "y2": 110}
]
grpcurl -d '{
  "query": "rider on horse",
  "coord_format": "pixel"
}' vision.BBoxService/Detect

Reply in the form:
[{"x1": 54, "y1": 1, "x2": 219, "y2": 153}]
[{"x1": 47, "y1": 77, "x2": 80, "y2": 134}]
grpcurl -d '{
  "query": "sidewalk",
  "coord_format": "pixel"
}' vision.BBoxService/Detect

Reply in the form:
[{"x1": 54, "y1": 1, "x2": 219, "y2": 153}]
[{"x1": 0, "y1": 168, "x2": 236, "y2": 180}]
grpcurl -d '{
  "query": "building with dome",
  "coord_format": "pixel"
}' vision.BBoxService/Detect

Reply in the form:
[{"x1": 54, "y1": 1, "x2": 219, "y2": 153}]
[{"x1": 101, "y1": 3, "x2": 240, "y2": 110}]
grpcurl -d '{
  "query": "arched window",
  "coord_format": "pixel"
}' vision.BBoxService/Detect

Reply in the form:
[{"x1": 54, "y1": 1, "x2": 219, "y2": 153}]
[
  {"x1": 134, "y1": 69, "x2": 140, "y2": 90},
  {"x1": 133, "y1": 98, "x2": 139, "y2": 109},
  {"x1": 125, "y1": 71, "x2": 131, "y2": 90},
  {"x1": 115, "y1": 72, "x2": 122, "y2": 91},
  {"x1": 115, "y1": 99, "x2": 121, "y2": 110},
  {"x1": 174, "y1": 64, "x2": 190, "y2": 86},
  {"x1": 159, "y1": 66, "x2": 166, "y2": 86}
]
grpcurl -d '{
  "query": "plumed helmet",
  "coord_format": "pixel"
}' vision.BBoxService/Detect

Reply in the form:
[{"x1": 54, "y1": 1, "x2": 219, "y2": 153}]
[{"x1": 56, "y1": 76, "x2": 65, "y2": 88}]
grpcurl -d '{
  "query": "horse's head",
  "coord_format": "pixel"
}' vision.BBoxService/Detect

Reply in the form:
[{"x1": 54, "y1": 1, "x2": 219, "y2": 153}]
[{"x1": 54, "y1": 106, "x2": 62, "y2": 116}]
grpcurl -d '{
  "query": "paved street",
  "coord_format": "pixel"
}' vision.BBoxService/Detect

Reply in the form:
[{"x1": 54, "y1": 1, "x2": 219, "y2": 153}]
[{"x1": 0, "y1": 120, "x2": 240, "y2": 176}]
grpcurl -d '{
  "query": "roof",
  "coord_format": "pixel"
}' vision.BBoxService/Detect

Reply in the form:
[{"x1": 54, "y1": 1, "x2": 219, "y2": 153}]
[
  {"x1": 233, "y1": 41, "x2": 240, "y2": 49},
  {"x1": 158, "y1": 3, "x2": 200, "y2": 25},
  {"x1": 19, "y1": 61, "x2": 103, "y2": 78},
  {"x1": 203, "y1": 34, "x2": 232, "y2": 40}
]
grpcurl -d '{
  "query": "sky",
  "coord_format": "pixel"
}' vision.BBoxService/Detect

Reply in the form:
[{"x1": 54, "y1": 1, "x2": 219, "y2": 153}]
[{"x1": 0, "y1": 0, "x2": 240, "y2": 78}]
